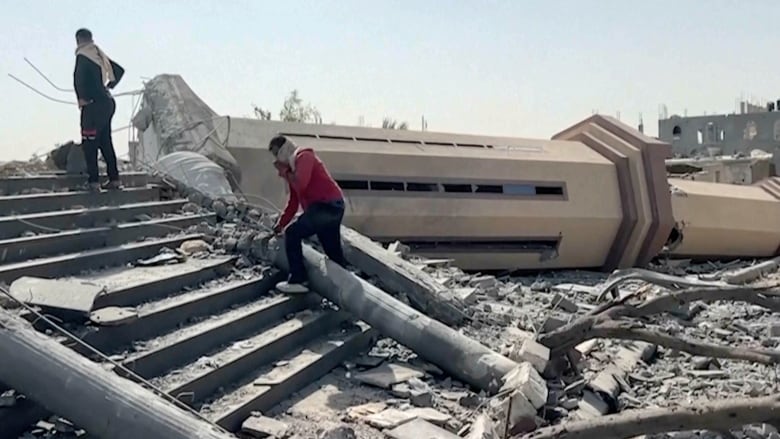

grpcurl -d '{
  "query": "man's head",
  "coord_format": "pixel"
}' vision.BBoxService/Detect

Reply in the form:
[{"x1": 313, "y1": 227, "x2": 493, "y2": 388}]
[
  {"x1": 75, "y1": 28, "x2": 93, "y2": 45},
  {"x1": 268, "y1": 135, "x2": 287, "y2": 159}
]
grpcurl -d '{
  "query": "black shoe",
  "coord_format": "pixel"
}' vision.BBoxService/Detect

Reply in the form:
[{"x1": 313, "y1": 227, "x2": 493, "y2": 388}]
[{"x1": 102, "y1": 180, "x2": 123, "y2": 191}]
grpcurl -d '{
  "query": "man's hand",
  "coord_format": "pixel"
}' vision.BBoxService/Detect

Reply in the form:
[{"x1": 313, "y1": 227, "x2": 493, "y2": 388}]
[
  {"x1": 78, "y1": 99, "x2": 92, "y2": 108},
  {"x1": 273, "y1": 161, "x2": 290, "y2": 178},
  {"x1": 272, "y1": 222, "x2": 284, "y2": 236}
]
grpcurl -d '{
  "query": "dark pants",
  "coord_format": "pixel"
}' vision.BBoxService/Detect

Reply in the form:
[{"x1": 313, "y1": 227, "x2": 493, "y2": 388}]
[
  {"x1": 285, "y1": 200, "x2": 347, "y2": 282},
  {"x1": 80, "y1": 98, "x2": 119, "y2": 184}
]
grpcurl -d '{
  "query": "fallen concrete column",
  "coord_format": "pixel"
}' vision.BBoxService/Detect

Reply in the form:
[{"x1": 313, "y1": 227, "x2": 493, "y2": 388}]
[
  {"x1": 258, "y1": 237, "x2": 517, "y2": 394},
  {"x1": 0, "y1": 309, "x2": 235, "y2": 439},
  {"x1": 339, "y1": 227, "x2": 467, "y2": 326}
]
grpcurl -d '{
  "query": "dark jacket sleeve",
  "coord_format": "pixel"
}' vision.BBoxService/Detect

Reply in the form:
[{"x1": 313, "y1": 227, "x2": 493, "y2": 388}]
[
  {"x1": 106, "y1": 59, "x2": 125, "y2": 90},
  {"x1": 73, "y1": 55, "x2": 89, "y2": 101},
  {"x1": 73, "y1": 54, "x2": 104, "y2": 101}
]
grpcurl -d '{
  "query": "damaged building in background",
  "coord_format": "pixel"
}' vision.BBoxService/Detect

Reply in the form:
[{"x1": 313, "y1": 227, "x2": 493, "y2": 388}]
[
  {"x1": 131, "y1": 75, "x2": 780, "y2": 272},
  {"x1": 658, "y1": 99, "x2": 780, "y2": 177}
]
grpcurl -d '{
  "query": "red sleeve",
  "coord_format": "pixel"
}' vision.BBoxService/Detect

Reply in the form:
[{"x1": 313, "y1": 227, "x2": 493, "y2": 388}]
[
  {"x1": 289, "y1": 151, "x2": 315, "y2": 194},
  {"x1": 277, "y1": 182, "x2": 299, "y2": 229}
]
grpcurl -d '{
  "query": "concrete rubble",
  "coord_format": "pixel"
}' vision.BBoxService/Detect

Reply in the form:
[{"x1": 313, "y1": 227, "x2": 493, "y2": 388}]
[{"x1": 2, "y1": 149, "x2": 780, "y2": 439}]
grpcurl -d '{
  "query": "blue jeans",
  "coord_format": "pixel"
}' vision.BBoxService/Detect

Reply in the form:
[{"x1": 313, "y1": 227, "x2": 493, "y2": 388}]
[{"x1": 284, "y1": 200, "x2": 346, "y2": 282}]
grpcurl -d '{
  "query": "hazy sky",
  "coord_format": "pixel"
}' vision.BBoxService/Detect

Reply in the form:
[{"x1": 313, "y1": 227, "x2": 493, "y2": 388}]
[{"x1": 1, "y1": 0, "x2": 778, "y2": 161}]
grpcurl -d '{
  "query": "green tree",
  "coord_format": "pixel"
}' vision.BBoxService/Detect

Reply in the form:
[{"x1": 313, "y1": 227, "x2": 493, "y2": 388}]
[
  {"x1": 279, "y1": 90, "x2": 322, "y2": 123},
  {"x1": 252, "y1": 105, "x2": 272, "y2": 120},
  {"x1": 382, "y1": 117, "x2": 408, "y2": 130}
]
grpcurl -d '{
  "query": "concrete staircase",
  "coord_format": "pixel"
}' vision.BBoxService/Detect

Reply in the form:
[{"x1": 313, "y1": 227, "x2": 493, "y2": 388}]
[{"x1": 0, "y1": 171, "x2": 374, "y2": 437}]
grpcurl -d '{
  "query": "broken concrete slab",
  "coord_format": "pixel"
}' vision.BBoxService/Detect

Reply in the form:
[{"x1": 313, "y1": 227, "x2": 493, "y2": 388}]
[
  {"x1": 511, "y1": 339, "x2": 550, "y2": 373},
  {"x1": 363, "y1": 408, "x2": 416, "y2": 429},
  {"x1": 722, "y1": 257, "x2": 780, "y2": 284},
  {"x1": 352, "y1": 363, "x2": 425, "y2": 389},
  {"x1": 241, "y1": 415, "x2": 289, "y2": 438},
  {"x1": 8, "y1": 276, "x2": 105, "y2": 320},
  {"x1": 578, "y1": 390, "x2": 610, "y2": 417},
  {"x1": 489, "y1": 391, "x2": 537, "y2": 435},
  {"x1": 353, "y1": 354, "x2": 387, "y2": 368},
  {"x1": 500, "y1": 362, "x2": 548, "y2": 409},
  {"x1": 551, "y1": 293, "x2": 580, "y2": 313},
  {"x1": 386, "y1": 418, "x2": 459, "y2": 439},
  {"x1": 541, "y1": 316, "x2": 568, "y2": 333},
  {"x1": 410, "y1": 388, "x2": 434, "y2": 408},
  {"x1": 88, "y1": 306, "x2": 139, "y2": 326},
  {"x1": 405, "y1": 407, "x2": 451, "y2": 426},
  {"x1": 454, "y1": 287, "x2": 479, "y2": 305},
  {"x1": 553, "y1": 283, "x2": 599, "y2": 296},
  {"x1": 344, "y1": 402, "x2": 387, "y2": 422},
  {"x1": 574, "y1": 339, "x2": 599, "y2": 356},
  {"x1": 588, "y1": 366, "x2": 622, "y2": 401}
]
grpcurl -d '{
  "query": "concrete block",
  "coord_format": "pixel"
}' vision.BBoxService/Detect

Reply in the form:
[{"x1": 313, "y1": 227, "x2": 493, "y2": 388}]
[
  {"x1": 405, "y1": 407, "x2": 451, "y2": 426},
  {"x1": 469, "y1": 275, "x2": 498, "y2": 289},
  {"x1": 344, "y1": 402, "x2": 386, "y2": 422},
  {"x1": 551, "y1": 293, "x2": 579, "y2": 313},
  {"x1": 387, "y1": 418, "x2": 459, "y2": 439},
  {"x1": 541, "y1": 316, "x2": 568, "y2": 333},
  {"x1": 513, "y1": 339, "x2": 550, "y2": 373},
  {"x1": 454, "y1": 287, "x2": 479, "y2": 304},
  {"x1": 241, "y1": 415, "x2": 289, "y2": 438},
  {"x1": 9, "y1": 276, "x2": 105, "y2": 319},
  {"x1": 579, "y1": 390, "x2": 610, "y2": 417},
  {"x1": 500, "y1": 362, "x2": 548, "y2": 409},
  {"x1": 497, "y1": 391, "x2": 537, "y2": 434},
  {"x1": 722, "y1": 258, "x2": 780, "y2": 284},
  {"x1": 353, "y1": 363, "x2": 424, "y2": 389},
  {"x1": 410, "y1": 389, "x2": 434, "y2": 407},
  {"x1": 364, "y1": 408, "x2": 416, "y2": 429}
]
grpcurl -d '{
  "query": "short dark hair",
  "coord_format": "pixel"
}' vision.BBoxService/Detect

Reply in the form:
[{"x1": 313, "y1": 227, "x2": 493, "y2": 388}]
[
  {"x1": 268, "y1": 135, "x2": 287, "y2": 151},
  {"x1": 75, "y1": 28, "x2": 93, "y2": 42}
]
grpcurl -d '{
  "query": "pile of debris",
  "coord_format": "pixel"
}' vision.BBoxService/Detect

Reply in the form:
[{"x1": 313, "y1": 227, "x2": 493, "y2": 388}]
[
  {"x1": 3, "y1": 152, "x2": 780, "y2": 439},
  {"x1": 185, "y1": 189, "x2": 780, "y2": 439}
]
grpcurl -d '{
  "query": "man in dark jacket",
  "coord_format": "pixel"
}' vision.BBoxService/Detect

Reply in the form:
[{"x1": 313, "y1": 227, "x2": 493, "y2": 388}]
[{"x1": 73, "y1": 28, "x2": 125, "y2": 191}]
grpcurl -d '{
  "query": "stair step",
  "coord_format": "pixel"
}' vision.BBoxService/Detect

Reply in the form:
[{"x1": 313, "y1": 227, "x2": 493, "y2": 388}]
[
  {"x1": 204, "y1": 324, "x2": 376, "y2": 431},
  {"x1": 84, "y1": 272, "x2": 282, "y2": 351},
  {"x1": 0, "y1": 186, "x2": 160, "y2": 215},
  {"x1": 117, "y1": 294, "x2": 317, "y2": 379},
  {"x1": 158, "y1": 309, "x2": 348, "y2": 407},
  {"x1": 0, "y1": 199, "x2": 189, "y2": 240},
  {"x1": 0, "y1": 214, "x2": 214, "y2": 264},
  {"x1": 0, "y1": 172, "x2": 152, "y2": 195},
  {"x1": 90, "y1": 257, "x2": 236, "y2": 309},
  {"x1": 0, "y1": 233, "x2": 203, "y2": 284}
]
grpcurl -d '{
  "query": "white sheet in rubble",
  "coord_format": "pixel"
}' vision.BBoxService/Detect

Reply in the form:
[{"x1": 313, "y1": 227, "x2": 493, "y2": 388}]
[{"x1": 155, "y1": 151, "x2": 237, "y2": 201}]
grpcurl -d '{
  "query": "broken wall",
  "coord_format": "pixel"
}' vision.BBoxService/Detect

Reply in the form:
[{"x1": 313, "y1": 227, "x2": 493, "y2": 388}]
[
  {"x1": 131, "y1": 75, "x2": 240, "y2": 184},
  {"x1": 659, "y1": 111, "x2": 780, "y2": 159}
]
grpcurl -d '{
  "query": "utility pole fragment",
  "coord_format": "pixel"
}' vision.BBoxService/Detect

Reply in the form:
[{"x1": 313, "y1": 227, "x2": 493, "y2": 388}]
[{"x1": 0, "y1": 309, "x2": 236, "y2": 439}]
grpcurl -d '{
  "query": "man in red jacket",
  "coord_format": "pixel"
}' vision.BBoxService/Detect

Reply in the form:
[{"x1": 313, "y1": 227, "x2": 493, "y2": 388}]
[{"x1": 269, "y1": 136, "x2": 347, "y2": 294}]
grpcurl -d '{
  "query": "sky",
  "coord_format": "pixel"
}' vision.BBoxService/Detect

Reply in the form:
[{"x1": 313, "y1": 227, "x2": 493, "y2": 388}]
[{"x1": 1, "y1": 0, "x2": 779, "y2": 161}]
